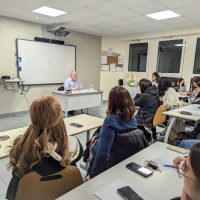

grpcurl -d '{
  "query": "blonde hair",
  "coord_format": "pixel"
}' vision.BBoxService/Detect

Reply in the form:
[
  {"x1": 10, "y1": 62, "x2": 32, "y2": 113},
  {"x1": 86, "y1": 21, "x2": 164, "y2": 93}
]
[{"x1": 8, "y1": 96, "x2": 71, "y2": 177}]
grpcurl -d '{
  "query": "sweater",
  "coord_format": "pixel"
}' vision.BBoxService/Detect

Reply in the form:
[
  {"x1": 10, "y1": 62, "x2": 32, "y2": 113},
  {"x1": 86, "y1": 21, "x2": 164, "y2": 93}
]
[{"x1": 160, "y1": 87, "x2": 179, "y2": 109}]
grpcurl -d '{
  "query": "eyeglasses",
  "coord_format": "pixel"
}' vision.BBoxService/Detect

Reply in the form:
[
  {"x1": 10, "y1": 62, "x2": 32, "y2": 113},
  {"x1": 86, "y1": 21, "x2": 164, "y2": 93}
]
[{"x1": 177, "y1": 161, "x2": 200, "y2": 184}]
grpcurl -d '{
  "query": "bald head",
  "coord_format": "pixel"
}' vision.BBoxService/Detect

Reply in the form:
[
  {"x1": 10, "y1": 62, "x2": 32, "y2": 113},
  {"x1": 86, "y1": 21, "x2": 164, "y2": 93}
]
[{"x1": 70, "y1": 71, "x2": 78, "y2": 81}]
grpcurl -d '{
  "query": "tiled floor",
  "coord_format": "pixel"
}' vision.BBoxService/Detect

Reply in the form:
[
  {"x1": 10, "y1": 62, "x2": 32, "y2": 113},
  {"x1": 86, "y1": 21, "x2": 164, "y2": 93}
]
[{"x1": 0, "y1": 105, "x2": 107, "y2": 200}]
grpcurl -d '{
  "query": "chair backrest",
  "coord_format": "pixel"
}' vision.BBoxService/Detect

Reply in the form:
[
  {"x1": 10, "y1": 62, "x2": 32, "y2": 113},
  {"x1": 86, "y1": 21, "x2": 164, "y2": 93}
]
[
  {"x1": 16, "y1": 166, "x2": 83, "y2": 200},
  {"x1": 153, "y1": 105, "x2": 167, "y2": 127},
  {"x1": 58, "y1": 86, "x2": 64, "y2": 91}
]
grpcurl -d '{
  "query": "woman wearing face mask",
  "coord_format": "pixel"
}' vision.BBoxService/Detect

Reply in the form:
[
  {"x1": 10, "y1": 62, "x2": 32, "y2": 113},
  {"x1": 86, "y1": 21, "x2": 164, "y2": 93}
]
[{"x1": 173, "y1": 143, "x2": 200, "y2": 200}]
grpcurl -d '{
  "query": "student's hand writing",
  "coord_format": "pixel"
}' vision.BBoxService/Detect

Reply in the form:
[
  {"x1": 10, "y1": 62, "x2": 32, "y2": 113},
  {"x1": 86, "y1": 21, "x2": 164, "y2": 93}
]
[{"x1": 173, "y1": 156, "x2": 186, "y2": 168}]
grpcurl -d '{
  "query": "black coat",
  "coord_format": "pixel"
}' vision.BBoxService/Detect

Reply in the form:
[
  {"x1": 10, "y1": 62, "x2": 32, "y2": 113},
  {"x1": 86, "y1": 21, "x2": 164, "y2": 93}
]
[{"x1": 134, "y1": 85, "x2": 160, "y2": 127}]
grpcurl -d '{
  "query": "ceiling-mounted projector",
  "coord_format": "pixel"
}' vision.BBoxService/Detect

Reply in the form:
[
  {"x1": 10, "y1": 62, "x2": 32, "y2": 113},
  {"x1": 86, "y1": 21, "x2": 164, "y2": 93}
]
[{"x1": 47, "y1": 26, "x2": 70, "y2": 37}]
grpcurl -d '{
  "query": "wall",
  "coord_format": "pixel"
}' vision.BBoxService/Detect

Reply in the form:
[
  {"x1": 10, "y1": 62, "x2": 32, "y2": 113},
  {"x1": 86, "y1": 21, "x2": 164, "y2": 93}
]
[
  {"x1": 101, "y1": 28, "x2": 200, "y2": 100},
  {"x1": 0, "y1": 16, "x2": 101, "y2": 115}
]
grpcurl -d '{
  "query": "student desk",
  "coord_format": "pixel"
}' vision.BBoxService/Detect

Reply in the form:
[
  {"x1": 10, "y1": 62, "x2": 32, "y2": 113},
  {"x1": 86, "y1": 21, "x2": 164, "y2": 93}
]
[
  {"x1": 0, "y1": 114, "x2": 103, "y2": 159},
  {"x1": 163, "y1": 104, "x2": 200, "y2": 143},
  {"x1": 57, "y1": 142, "x2": 183, "y2": 200},
  {"x1": 52, "y1": 89, "x2": 103, "y2": 117}
]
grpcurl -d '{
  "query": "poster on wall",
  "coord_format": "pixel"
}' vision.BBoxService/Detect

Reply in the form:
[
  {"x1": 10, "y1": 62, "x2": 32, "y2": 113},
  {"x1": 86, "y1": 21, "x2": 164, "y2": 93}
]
[{"x1": 101, "y1": 48, "x2": 124, "y2": 72}]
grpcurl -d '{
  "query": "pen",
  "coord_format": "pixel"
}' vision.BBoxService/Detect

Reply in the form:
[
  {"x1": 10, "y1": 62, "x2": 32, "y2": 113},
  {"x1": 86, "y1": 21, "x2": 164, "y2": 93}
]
[{"x1": 164, "y1": 164, "x2": 176, "y2": 168}]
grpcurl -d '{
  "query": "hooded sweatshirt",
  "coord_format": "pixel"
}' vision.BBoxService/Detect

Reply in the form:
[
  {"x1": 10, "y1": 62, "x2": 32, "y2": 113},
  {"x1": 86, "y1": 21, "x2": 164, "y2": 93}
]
[{"x1": 134, "y1": 85, "x2": 160, "y2": 126}]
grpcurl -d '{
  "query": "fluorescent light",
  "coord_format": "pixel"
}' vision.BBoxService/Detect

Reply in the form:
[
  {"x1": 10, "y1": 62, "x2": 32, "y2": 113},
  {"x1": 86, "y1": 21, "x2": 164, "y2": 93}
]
[
  {"x1": 146, "y1": 10, "x2": 180, "y2": 20},
  {"x1": 33, "y1": 6, "x2": 66, "y2": 17}
]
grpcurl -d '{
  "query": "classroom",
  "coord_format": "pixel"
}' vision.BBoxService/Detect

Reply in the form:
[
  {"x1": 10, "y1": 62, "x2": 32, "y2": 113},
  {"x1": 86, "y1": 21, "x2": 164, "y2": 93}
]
[{"x1": 0, "y1": 0, "x2": 200, "y2": 200}]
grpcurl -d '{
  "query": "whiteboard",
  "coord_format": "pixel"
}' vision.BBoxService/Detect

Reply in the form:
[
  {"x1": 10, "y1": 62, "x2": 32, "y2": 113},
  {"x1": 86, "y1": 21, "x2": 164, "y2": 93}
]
[{"x1": 17, "y1": 39, "x2": 76, "y2": 85}]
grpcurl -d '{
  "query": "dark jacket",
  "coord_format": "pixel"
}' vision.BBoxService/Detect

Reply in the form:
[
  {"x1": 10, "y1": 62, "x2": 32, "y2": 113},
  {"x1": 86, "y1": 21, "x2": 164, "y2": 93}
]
[
  {"x1": 87, "y1": 115, "x2": 148, "y2": 178},
  {"x1": 134, "y1": 85, "x2": 160, "y2": 127}
]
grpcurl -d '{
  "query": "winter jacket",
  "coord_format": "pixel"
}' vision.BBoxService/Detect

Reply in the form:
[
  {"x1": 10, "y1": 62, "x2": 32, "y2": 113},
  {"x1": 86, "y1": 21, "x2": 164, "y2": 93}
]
[
  {"x1": 134, "y1": 85, "x2": 160, "y2": 127},
  {"x1": 88, "y1": 114, "x2": 140, "y2": 178}
]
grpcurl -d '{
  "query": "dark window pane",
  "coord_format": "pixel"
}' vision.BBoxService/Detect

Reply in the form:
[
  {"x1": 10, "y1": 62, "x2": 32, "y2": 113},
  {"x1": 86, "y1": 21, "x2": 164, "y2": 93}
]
[
  {"x1": 128, "y1": 43, "x2": 148, "y2": 72},
  {"x1": 193, "y1": 38, "x2": 200, "y2": 74},
  {"x1": 157, "y1": 39, "x2": 183, "y2": 73}
]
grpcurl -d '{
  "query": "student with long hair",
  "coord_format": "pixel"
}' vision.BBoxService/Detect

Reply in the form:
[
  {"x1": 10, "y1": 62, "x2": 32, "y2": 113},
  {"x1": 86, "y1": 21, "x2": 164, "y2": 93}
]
[
  {"x1": 86, "y1": 86, "x2": 147, "y2": 179},
  {"x1": 173, "y1": 143, "x2": 200, "y2": 200},
  {"x1": 6, "y1": 96, "x2": 82, "y2": 200},
  {"x1": 152, "y1": 72, "x2": 160, "y2": 86},
  {"x1": 188, "y1": 81, "x2": 200, "y2": 104},
  {"x1": 158, "y1": 77, "x2": 179, "y2": 109},
  {"x1": 175, "y1": 78, "x2": 185, "y2": 92}
]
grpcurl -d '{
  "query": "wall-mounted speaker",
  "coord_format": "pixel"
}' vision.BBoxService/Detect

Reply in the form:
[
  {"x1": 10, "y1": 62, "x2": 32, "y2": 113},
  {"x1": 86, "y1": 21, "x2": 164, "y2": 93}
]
[{"x1": 34, "y1": 37, "x2": 50, "y2": 43}]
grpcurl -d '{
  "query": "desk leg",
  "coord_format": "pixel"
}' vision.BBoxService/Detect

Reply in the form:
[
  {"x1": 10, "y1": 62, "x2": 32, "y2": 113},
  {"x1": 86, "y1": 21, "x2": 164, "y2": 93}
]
[
  {"x1": 164, "y1": 117, "x2": 176, "y2": 143},
  {"x1": 80, "y1": 130, "x2": 91, "y2": 171}
]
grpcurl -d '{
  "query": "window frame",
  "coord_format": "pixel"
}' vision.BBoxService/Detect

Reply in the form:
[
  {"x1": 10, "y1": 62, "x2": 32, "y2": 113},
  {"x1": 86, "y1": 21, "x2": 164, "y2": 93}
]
[
  {"x1": 156, "y1": 38, "x2": 185, "y2": 78},
  {"x1": 128, "y1": 41, "x2": 149, "y2": 75}
]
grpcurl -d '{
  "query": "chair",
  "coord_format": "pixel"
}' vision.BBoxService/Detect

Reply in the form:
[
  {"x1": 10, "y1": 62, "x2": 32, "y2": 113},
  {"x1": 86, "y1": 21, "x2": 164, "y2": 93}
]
[
  {"x1": 58, "y1": 86, "x2": 64, "y2": 91},
  {"x1": 16, "y1": 166, "x2": 83, "y2": 200},
  {"x1": 145, "y1": 105, "x2": 167, "y2": 142}
]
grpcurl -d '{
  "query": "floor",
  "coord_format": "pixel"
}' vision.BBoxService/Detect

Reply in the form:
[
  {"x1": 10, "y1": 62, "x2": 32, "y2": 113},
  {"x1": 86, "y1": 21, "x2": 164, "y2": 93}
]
[{"x1": 0, "y1": 105, "x2": 107, "y2": 199}]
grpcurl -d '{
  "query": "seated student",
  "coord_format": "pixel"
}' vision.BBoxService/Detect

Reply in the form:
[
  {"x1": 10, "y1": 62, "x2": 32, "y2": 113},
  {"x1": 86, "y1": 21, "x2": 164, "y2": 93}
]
[
  {"x1": 64, "y1": 70, "x2": 83, "y2": 90},
  {"x1": 151, "y1": 72, "x2": 160, "y2": 87},
  {"x1": 181, "y1": 76, "x2": 200, "y2": 96},
  {"x1": 188, "y1": 81, "x2": 200, "y2": 104},
  {"x1": 158, "y1": 77, "x2": 179, "y2": 109},
  {"x1": 172, "y1": 143, "x2": 200, "y2": 200},
  {"x1": 134, "y1": 78, "x2": 160, "y2": 141},
  {"x1": 6, "y1": 96, "x2": 82, "y2": 200},
  {"x1": 175, "y1": 78, "x2": 186, "y2": 92},
  {"x1": 178, "y1": 139, "x2": 200, "y2": 150},
  {"x1": 86, "y1": 86, "x2": 148, "y2": 179}
]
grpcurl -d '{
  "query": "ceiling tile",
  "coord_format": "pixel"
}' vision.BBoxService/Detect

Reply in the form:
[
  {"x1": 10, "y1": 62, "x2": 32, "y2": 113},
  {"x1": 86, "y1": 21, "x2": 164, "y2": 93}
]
[
  {"x1": 71, "y1": 8, "x2": 102, "y2": 17},
  {"x1": 46, "y1": 0, "x2": 83, "y2": 13},
  {"x1": 68, "y1": 0, "x2": 107, "y2": 7},
  {"x1": 132, "y1": 2, "x2": 166, "y2": 15},
  {"x1": 127, "y1": 15, "x2": 153, "y2": 24},
  {"x1": 89, "y1": 1, "x2": 122, "y2": 13},
  {"x1": 155, "y1": 0, "x2": 200, "y2": 9},
  {"x1": 109, "y1": 9, "x2": 140, "y2": 19},
  {"x1": 110, "y1": 0, "x2": 153, "y2": 8},
  {"x1": 91, "y1": 15, "x2": 119, "y2": 23}
]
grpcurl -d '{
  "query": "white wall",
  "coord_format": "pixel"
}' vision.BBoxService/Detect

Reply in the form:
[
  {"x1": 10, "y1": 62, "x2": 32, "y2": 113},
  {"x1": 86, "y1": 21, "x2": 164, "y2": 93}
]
[
  {"x1": 101, "y1": 28, "x2": 200, "y2": 100},
  {"x1": 0, "y1": 16, "x2": 101, "y2": 115}
]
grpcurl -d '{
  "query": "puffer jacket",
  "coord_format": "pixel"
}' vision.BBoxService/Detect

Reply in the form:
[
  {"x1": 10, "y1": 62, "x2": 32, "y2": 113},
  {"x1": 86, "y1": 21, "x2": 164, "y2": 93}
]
[{"x1": 134, "y1": 85, "x2": 160, "y2": 127}]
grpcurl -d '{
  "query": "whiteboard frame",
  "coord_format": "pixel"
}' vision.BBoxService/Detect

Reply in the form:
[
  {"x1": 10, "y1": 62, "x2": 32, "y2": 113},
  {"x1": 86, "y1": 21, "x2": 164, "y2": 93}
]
[{"x1": 16, "y1": 38, "x2": 76, "y2": 86}]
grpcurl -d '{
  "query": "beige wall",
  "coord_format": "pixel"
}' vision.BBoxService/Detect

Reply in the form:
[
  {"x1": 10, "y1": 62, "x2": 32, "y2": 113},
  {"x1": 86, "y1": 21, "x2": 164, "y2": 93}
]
[
  {"x1": 101, "y1": 28, "x2": 200, "y2": 100},
  {"x1": 0, "y1": 16, "x2": 101, "y2": 114}
]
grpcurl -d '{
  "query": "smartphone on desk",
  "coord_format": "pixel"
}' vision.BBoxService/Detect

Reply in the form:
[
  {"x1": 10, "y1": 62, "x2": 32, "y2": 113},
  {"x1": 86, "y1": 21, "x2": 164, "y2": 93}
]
[
  {"x1": 117, "y1": 186, "x2": 144, "y2": 200},
  {"x1": 69, "y1": 123, "x2": 83, "y2": 128},
  {"x1": 126, "y1": 162, "x2": 153, "y2": 177}
]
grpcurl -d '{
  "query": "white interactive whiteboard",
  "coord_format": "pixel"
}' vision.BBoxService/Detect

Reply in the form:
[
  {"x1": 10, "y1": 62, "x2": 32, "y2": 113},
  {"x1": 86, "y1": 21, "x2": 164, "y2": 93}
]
[{"x1": 17, "y1": 39, "x2": 76, "y2": 85}]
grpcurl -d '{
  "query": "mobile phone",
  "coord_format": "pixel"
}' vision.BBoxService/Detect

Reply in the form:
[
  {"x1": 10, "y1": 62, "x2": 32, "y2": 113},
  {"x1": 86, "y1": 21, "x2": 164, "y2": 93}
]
[
  {"x1": 179, "y1": 111, "x2": 192, "y2": 115},
  {"x1": 126, "y1": 162, "x2": 153, "y2": 177},
  {"x1": 69, "y1": 123, "x2": 83, "y2": 128},
  {"x1": 117, "y1": 186, "x2": 144, "y2": 200}
]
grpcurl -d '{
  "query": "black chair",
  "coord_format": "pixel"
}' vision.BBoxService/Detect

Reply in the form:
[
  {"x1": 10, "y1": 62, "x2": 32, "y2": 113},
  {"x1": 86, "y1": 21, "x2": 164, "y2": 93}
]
[{"x1": 58, "y1": 86, "x2": 64, "y2": 91}]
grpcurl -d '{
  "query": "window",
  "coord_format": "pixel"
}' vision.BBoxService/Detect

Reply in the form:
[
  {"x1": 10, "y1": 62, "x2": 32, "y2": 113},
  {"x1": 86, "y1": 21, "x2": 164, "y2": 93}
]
[
  {"x1": 157, "y1": 39, "x2": 183, "y2": 73},
  {"x1": 193, "y1": 38, "x2": 200, "y2": 74},
  {"x1": 128, "y1": 43, "x2": 148, "y2": 72}
]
